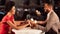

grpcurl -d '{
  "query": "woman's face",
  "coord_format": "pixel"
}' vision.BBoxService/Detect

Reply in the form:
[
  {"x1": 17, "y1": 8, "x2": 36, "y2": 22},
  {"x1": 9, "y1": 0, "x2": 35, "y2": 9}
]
[{"x1": 11, "y1": 6, "x2": 15, "y2": 15}]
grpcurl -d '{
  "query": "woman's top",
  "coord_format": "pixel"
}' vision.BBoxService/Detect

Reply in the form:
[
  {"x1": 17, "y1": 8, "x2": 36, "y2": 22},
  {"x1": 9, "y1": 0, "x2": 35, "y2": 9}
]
[{"x1": 0, "y1": 15, "x2": 15, "y2": 34}]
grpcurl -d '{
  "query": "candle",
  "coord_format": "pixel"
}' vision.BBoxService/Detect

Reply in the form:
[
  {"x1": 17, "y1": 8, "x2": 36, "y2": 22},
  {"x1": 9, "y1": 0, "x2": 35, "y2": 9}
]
[
  {"x1": 31, "y1": 18, "x2": 34, "y2": 21},
  {"x1": 34, "y1": 20, "x2": 37, "y2": 23}
]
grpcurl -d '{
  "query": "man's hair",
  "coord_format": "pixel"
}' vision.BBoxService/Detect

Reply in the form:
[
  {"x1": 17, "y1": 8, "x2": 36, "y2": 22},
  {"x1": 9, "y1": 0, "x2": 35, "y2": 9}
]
[{"x1": 44, "y1": 2, "x2": 53, "y2": 7}]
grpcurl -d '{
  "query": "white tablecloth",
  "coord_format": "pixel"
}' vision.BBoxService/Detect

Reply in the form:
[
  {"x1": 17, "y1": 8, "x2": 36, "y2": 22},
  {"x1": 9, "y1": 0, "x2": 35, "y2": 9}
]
[{"x1": 12, "y1": 27, "x2": 45, "y2": 34}]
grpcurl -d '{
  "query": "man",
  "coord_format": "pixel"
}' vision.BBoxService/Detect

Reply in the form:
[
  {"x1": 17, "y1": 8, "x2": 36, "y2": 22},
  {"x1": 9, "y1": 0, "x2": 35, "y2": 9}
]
[{"x1": 30, "y1": 3, "x2": 60, "y2": 34}]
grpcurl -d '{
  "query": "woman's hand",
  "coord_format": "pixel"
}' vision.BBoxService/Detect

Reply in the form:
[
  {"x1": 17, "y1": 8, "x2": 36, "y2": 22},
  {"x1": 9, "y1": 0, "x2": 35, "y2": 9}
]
[
  {"x1": 30, "y1": 20, "x2": 37, "y2": 27},
  {"x1": 30, "y1": 18, "x2": 36, "y2": 24},
  {"x1": 30, "y1": 20, "x2": 37, "y2": 25},
  {"x1": 25, "y1": 20, "x2": 31, "y2": 26}
]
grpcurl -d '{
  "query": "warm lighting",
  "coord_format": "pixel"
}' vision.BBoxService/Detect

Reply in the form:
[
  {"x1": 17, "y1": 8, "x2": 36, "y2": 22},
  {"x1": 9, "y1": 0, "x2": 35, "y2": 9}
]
[
  {"x1": 30, "y1": 18, "x2": 34, "y2": 21},
  {"x1": 34, "y1": 20, "x2": 37, "y2": 23}
]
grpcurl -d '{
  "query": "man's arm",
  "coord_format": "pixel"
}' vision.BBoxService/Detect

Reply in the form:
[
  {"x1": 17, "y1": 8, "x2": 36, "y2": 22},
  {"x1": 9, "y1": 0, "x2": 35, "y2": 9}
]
[
  {"x1": 31, "y1": 24, "x2": 47, "y2": 32},
  {"x1": 37, "y1": 11, "x2": 52, "y2": 24}
]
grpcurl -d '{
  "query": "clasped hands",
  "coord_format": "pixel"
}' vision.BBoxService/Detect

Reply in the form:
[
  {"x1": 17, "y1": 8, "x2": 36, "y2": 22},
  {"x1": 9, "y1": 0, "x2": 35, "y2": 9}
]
[
  {"x1": 26, "y1": 18, "x2": 38, "y2": 27},
  {"x1": 26, "y1": 18, "x2": 45, "y2": 27}
]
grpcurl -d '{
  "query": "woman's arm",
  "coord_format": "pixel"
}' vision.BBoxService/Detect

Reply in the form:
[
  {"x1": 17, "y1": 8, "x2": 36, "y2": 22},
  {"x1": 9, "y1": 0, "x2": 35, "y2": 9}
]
[{"x1": 7, "y1": 20, "x2": 29, "y2": 30}]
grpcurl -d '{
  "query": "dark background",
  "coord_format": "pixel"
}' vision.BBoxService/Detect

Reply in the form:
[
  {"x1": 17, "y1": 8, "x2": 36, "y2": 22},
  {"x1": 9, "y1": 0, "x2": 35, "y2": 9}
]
[{"x1": 0, "y1": 0, "x2": 60, "y2": 20}]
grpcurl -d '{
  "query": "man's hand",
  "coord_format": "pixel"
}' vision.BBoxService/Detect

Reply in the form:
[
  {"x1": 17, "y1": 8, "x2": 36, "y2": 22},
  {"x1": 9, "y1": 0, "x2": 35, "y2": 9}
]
[{"x1": 37, "y1": 21, "x2": 45, "y2": 24}]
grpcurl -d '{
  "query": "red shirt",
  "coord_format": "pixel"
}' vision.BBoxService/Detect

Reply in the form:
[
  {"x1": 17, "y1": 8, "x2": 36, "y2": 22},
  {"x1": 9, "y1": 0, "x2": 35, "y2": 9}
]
[{"x1": 0, "y1": 15, "x2": 15, "y2": 34}]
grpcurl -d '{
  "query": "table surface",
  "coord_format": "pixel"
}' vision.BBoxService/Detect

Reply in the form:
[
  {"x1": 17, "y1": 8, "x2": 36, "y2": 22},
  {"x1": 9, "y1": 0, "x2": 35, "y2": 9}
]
[{"x1": 12, "y1": 27, "x2": 45, "y2": 34}]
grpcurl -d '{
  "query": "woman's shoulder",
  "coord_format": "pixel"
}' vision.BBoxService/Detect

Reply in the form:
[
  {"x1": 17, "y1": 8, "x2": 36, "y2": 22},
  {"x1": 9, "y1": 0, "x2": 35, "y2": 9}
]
[
  {"x1": 1, "y1": 15, "x2": 9, "y2": 22},
  {"x1": 3, "y1": 15, "x2": 9, "y2": 19}
]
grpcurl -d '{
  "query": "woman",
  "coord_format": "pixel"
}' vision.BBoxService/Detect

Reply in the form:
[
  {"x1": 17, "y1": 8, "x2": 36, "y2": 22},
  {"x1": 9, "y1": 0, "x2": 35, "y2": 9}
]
[{"x1": 0, "y1": 1, "x2": 29, "y2": 34}]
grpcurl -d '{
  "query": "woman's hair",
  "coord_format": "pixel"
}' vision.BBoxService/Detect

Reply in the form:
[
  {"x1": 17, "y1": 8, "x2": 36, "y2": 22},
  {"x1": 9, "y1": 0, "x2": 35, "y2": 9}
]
[
  {"x1": 5, "y1": 1, "x2": 15, "y2": 13},
  {"x1": 0, "y1": 1, "x2": 15, "y2": 21}
]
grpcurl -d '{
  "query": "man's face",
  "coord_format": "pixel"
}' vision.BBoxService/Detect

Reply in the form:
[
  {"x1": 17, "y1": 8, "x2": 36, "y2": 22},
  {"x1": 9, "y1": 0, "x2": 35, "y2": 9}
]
[
  {"x1": 44, "y1": 4, "x2": 51, "y2": 12},
  {"x1": 44, "y1": 4, "x2": 48, "y2": 11}
]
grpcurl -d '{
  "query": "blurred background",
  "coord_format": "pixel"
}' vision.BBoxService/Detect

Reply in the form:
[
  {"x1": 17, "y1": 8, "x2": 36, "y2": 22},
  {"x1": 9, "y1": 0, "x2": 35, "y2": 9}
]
[{"x1": 0, "y1": 0, "x2": 60, "y2": 21}]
